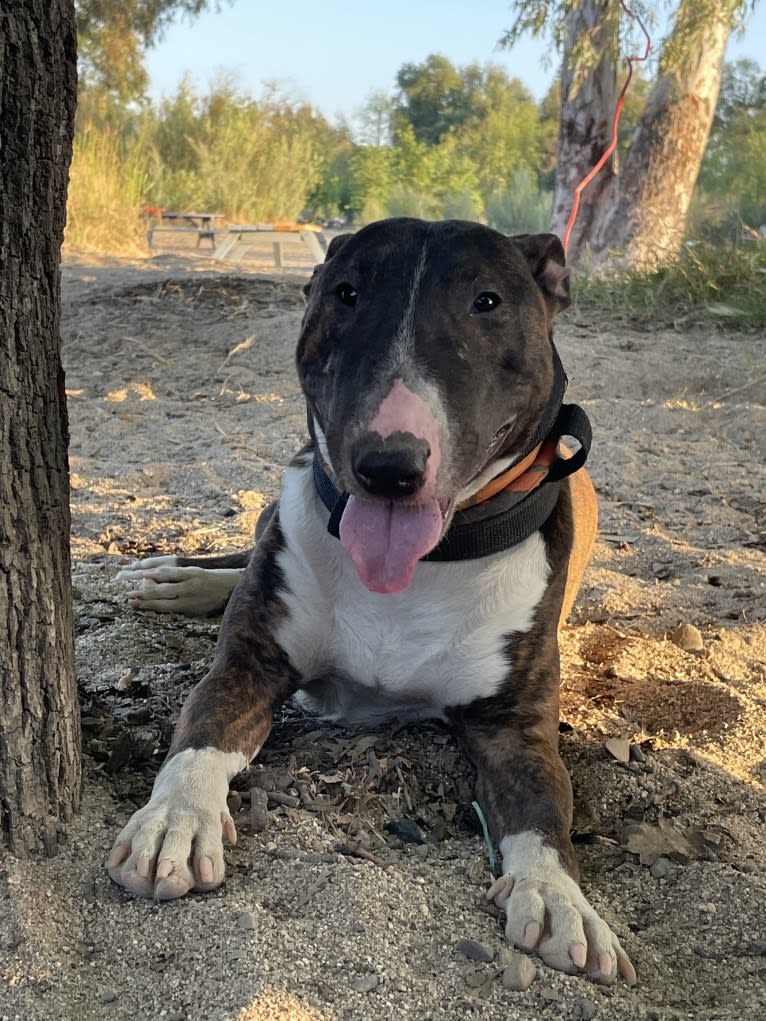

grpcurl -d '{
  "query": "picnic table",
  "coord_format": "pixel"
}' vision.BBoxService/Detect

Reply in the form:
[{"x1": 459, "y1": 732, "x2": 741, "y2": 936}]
[
  {"x1": 213, "y1": 223, "x2": 328, "y2": 264},
  {"x1": 143, "y1": 209, "x2": 224, "y2": 248}
]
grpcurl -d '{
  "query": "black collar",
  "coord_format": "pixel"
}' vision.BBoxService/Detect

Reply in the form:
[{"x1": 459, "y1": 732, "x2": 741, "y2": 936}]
[{"x1": 311, "y1": 347, "x2": 592, "y2": 562}]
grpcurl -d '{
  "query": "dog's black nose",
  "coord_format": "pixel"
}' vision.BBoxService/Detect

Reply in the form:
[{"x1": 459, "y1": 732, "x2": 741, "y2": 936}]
[{"x1": 353, "y1": 440, "x2": 430, "y2": 498}]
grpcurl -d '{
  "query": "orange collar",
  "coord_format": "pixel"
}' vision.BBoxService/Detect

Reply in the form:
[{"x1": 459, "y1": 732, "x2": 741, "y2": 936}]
[{"x1": 457, "y1": 439, "x2": 559, "y2": 510}]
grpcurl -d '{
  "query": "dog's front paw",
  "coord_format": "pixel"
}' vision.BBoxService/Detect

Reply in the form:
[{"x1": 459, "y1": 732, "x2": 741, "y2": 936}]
[
  {"x1": 106, "y1": 749, "x2": 243, "y2": 899},
  {"x1": 488, "y1": 832, "x2": 636, "y2": 986}
]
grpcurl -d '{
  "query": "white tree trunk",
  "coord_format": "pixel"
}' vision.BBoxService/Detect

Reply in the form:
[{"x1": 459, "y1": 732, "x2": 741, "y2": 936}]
[{"x1": 591, "y1": 0, "x2": 739, "y2": 266}]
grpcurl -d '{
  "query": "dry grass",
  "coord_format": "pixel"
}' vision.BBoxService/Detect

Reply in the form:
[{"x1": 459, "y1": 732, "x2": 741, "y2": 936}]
[{"x1": 65, "y1": 127, "x2": 149, "y2": 255}]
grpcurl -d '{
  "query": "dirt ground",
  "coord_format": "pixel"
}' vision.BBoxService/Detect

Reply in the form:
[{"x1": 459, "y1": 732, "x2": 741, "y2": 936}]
[{"x1": 1, "y1": 242, "x2": 764, "y2": 1021}]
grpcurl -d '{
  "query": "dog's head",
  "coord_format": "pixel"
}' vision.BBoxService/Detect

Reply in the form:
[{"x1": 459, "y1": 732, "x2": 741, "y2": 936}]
[{"x1": 297, "y1": 217, "x2": 570, "y2": 594}]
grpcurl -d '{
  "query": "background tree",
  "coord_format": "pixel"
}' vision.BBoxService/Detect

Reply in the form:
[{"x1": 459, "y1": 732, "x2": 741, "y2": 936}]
[
  {"x1": 503, "y1": 0, "x2": 753, "y2": 267},
  {"x1": 76, "y1": 0, "x2": 223, "y2": 102},
  {"x1": 698, "y1": 58, "x2": 766, "y2": 229},
  {"x1": 393, "y1": 54, "x2": 480, "y2": 145},
  {"x1": 354, "y1": 90, "x2": 395, "y2": 146},
  {"x1": 0, "y1": 0, "x2": 81, "y2": 854},
  {"x1": 455, "y1": 70, "x2": 553, "y2": 199}
]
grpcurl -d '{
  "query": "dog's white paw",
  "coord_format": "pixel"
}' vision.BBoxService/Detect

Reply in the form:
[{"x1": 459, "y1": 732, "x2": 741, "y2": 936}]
[
  {"x1": 116, "y1": 556, "x2": 241, "y2": 616},
  {"x1": 106, "y1": 748, "x2": 246, "y2": 899},
  {"x1": 488, "y1": 832, "x2": 636, "y2": 985}
]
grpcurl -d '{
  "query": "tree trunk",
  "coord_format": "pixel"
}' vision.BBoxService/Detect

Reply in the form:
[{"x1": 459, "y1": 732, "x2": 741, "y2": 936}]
[
  {"x1": 551, "y1": 0, "x2": 618, "y2": 257},
  {"x1": 0, "y1": 1, "x2": 81, "y2": 854},
  {"x1": 591, "y1": 0, "x2": 739, "y2": 266}
]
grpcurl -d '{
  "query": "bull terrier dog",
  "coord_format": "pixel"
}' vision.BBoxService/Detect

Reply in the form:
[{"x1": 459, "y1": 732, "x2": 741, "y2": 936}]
[{"x1": 110, "y1": 218, "x2": 635, "y2": 985}]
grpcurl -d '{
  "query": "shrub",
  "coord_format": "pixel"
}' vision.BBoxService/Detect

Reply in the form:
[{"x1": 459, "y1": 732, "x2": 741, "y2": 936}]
[{"x1": 65, "y1": 125, "x2": 148, "y2": 253}]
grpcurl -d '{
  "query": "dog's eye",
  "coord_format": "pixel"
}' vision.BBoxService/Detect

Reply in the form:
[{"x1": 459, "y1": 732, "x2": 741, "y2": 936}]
[
  {"x1": 336, "y1": 282, "x2": 359, "y2": 307},
  {"x1": 473, "y1": 291, "x2": 502, "y2": 312}
]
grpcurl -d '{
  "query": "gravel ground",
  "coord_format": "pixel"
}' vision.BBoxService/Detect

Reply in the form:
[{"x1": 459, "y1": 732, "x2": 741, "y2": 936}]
[{"x1": 0, "y1": 247, "x2": 763, "y2": 1021}]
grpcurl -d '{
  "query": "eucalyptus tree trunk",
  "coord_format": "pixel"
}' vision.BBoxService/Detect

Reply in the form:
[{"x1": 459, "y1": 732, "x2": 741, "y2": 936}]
[
  {"x1": 0, "y1": 0, "x2": 81, "y2": 854},
  {"x1": 591, "y1": 0, "x2": 739, "y2": 267},
  {"x1": 551, "y1": 0, "x2": 619, "y2": 256},
  {"x1": 557, "y1": 0, "x2": 741, "y2": 268}
]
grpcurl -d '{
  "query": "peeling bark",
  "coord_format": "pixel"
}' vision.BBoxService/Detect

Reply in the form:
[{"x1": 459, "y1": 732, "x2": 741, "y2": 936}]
[
  {"x1": 551, "y1": 0, "x2": 618, "y2": 257},
  {"x1": 591, "y1": 1, "x2": 737, "y2": 266},
  {"x1": 556, "y1": 0, "x2": 740, "y2": 268},
  {"x1": 0, "y1": 1, "x2": 81, "y2": 854}
]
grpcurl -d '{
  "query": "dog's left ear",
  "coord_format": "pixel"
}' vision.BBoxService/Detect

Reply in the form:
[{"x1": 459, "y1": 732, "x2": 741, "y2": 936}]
[
  {"x1": 302, "y1": 232, "x2": 355, "y2": 299},
  {"x1": 510, "y1": 233, "x2": 571, "y2": 317}
]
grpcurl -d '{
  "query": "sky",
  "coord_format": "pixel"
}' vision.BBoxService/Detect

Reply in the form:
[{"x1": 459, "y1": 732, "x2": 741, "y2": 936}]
[{"x1": 145, "y1": 0, "x2": 766, "y2": 125}]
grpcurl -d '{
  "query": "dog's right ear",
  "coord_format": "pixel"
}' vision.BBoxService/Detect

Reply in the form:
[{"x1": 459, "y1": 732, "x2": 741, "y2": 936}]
[{"x1": 302, "y1": 232, "x2": 355, "y2": 298}]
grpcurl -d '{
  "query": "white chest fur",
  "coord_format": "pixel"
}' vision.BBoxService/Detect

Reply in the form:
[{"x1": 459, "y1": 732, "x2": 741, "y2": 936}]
[{"x1": 273, "y1": 460, "x2": 550, "y2": 721}]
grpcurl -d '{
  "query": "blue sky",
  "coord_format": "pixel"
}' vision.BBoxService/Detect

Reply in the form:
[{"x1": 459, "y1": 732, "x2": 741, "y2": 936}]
[{"x1": 145, "y1": 0, "x2": 766, "y2": 124}]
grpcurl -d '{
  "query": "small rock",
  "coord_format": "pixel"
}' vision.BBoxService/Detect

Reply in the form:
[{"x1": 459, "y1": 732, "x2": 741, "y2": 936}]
[
  {"x1": 497, "y1": 945, "x2": 515, "y2": 967},
  {"x1": 650, "y1": 857, "x2": 671, "y2": 879},
  {"x1": 227, "y1": 790, "x2": 242, "y2": 814},
  {"x1": 605, "y1": 737, "x2": 631, "y2": 763},
  {"x1": 501, "y1": 954, "x2": 536, "y2": 991},
  {"x1": 463, "y1": 967, "x2": 490, "y2": 990},
  {"x1": 746, "y1": 940, "x2": 766, "y2": 955},
  {"x1": 99, "y1": 989, "x2": 119, "y2": 1004},
  {"x1": 670, "y1": 622, "x2": 704, "y2": 653},
  {"x1": 573, "y1": 996, "x2": 597, "y2": 1020},
  {"x1": 349, "y1": 973, "x2": 379, "y2": 993},
  {"x1": 236, "y1": 911, "x2": 257, "y2": 931},
  {"x1": 80, "y1": 881, "x2": 97, "y2": 903},
  {"x1": 629, "y1": 744, "x2": 646, "y2": 763},
  {"x1": 456, "y1": 938, "x2": 494, "y2": 963}
]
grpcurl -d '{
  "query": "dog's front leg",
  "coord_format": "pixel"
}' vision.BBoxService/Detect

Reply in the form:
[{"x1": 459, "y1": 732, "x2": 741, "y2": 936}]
[
  {"x1": 454, "y1": 698, "x2": 636, "y2": 985},
  {"x1": 107, "y1": 523, "x2": 299, "y2": 899}
]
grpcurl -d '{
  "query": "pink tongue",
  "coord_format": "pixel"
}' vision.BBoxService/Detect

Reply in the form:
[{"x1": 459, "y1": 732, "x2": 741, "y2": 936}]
[{"x1": 339, "y1": 496, "x2": 444, "y2": 594}]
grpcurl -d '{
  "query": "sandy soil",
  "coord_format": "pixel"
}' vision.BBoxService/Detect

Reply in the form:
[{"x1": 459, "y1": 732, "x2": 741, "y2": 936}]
[{"x1": 1, "y1": 244, "x2": 764, "y2": 1021}]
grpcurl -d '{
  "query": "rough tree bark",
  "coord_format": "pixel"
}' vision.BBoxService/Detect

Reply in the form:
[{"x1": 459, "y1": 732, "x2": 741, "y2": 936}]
[
  {"x1": 557, "y1": 0, "x2": 742, "y2": 268},
  {"x1": 0, "y1": 1, "x2": 81, "y2": 854},
  {"x1": 550, "y1": 0, "x2": 619, "y2": 255},
  {"x1": 591, "y1": 0, "x2": 740, "y2": 266}
]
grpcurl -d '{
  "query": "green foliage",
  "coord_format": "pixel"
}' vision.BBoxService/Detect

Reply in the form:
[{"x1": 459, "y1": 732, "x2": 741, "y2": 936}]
[
  {"x1": 455, "y1": 77, "x2": 549, "y2": 196},
  {"x1": 346, "y1": 55, "x2": 552, "y2": 224},
  {"x1": 67, "y1": 79, "x2": 344, "y2": 251},
  {"x1": 143, "y1": 80, "x2": 329, "y2": 221},
  {"x1": 699, "y1": 59, "x2": 766, "y2": 228},
  {"x1": 573, "y1": 239, "x2": 766, "y2": 330},
  {"x1": 354, "y1": 91, "x2": 395, "y2": 146},
  {"x1": 76, "y1": 0, "x2": 224, "y2": 102},
  {"x1": 348, "y1": 145, "x2": 395, "y2": 221},
  {"x1": 394, "y1": 54, "x2": 481, "y2": 145},
  {"x1": 305, "y1": 134, "x2": 355, "y2": 221},
  {"x1": 485, "y1": 169, "x2": 553, "y2": 234}
]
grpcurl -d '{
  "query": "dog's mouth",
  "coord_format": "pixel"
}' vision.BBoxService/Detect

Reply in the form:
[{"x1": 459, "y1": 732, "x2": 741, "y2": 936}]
[
  {"x1": 322, "y1": 415, "x2": 520, "y2": 596},
  {"x1": 337, "y1": 492, "x2": 450, "y2": 595}
]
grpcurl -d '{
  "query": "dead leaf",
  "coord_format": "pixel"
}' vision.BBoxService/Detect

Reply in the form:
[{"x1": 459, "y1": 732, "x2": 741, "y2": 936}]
[{"x1": 622, "y1": 817, "x2": 721, "y2": 866}]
